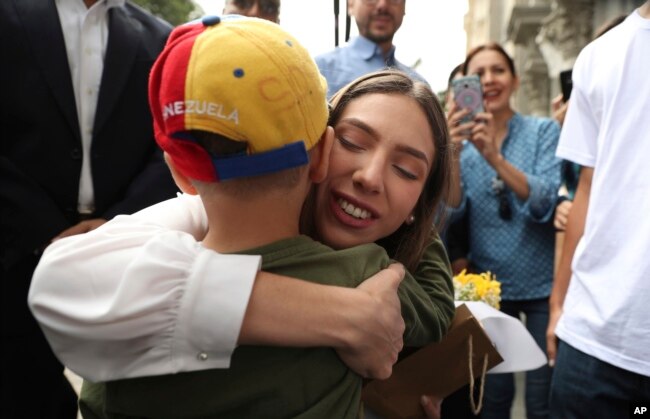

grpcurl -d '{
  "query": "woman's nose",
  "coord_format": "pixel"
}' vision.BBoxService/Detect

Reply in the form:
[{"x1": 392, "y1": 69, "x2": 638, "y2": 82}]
[
  {"x1": 482, "y1": 71, "x2": 494, "y2": 84},
  {"x1": 352, "y1": 157, "x2": 384, "y2": 194}
]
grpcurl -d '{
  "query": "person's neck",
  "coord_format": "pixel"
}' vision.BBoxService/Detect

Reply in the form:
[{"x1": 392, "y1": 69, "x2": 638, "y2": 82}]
[
  {"x1": 378, "y1": 41, "x2": 393, "y2": 58},
  {"x1": 361, "y1": 34, "x2": 393, "y2": 58},
  {"x1": 640, "y1": 2, "x2": 650, "y2": 18},
  {"x1": 200, "y1": 193, "x2": 305, "y2": 254}
]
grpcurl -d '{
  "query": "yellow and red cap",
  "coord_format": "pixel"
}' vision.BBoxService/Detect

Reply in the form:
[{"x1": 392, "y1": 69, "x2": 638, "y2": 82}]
[{"x1": 149, "y1": 15, "x2": 329, "y2": 181}]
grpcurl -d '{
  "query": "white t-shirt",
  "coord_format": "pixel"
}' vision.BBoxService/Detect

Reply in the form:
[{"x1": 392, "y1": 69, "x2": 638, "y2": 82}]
[
  {"x1": 555, "y1": 9, "x2": 650, "y2": 376},
  {"x1": 28, "y1": 194, "x2": 261, "y2": 382}
]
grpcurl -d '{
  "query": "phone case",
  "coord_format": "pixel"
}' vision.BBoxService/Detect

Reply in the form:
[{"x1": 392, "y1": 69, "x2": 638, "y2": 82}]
[
  {"x1": 559, "y1": 69, "x2": 573, "y2": 102},
  {"x1": 452, "y1": 75, "x2": 484, "y2": 124}
]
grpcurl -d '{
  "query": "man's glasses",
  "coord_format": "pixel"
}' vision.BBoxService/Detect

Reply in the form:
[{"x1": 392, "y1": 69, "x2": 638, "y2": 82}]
[
  {"x1": 491, "y1": 177, "x2": 512, "y2": 221},
  {"x1": 231, "y1": 0, "x2": 280, "y2": 17},
  {"x1": 361, "y1": 0, "x2": 405, "y2": 5}
]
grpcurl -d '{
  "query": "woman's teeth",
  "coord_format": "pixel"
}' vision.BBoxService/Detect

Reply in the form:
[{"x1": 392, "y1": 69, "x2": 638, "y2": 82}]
[{"x1": 338, "y1": 198, "x2": 371, "y2": 220}]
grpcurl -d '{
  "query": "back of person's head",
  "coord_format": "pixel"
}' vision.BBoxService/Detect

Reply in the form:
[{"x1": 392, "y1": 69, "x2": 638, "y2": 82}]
[
  {"x1": 223, "y1": 0, "x2": 280, "y2": 23},
  {"x1": 326, "y1": 70, "x2": 452, "y2": 271},
  {"x1": 447, "y1": 63, "x2": 464, "y2": 87},
  {"x1": 463, "y1": 42, "x2": 516, "y2": 76},
  {"x1": 149, "y1": 15, "x2": 328, "y2": 197},
  {"x1": 444, "y1": 62, "x2": 464, "y2": 109}
]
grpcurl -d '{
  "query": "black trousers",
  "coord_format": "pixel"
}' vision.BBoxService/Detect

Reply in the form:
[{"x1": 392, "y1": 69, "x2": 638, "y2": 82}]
[
  {"x1": 441, "y1": 382, "x2": 481, "y2": 419},
  {"x1": 2, "y1": 254, "x2": 77, "y2": 419}
]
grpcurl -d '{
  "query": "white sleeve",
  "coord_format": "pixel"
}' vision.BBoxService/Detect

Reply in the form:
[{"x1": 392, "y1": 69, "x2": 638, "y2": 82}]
[
  {"x1": 556, "y1": 48, "x2": 599, "y2": 167},
  {"x1": 28, "y1": 195, "x2": 261, "y2": 382},
  {"x1": 128, "y1": 192, "x2": 209, "y2": 238}
]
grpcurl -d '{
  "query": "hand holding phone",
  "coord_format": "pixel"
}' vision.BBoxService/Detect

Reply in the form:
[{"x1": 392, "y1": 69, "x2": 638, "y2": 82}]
[{"x1": 452, "y1": 75, "x2": 484, "y2": 125}]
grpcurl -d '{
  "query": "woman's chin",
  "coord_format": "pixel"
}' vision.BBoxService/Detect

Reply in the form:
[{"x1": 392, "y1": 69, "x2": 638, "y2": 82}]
[{"x1": 321, "y1": 229, "x2": 375, "y2": 250}]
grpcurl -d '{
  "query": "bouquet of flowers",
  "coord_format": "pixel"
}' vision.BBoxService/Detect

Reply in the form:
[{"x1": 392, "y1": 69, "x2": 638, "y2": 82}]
[{"x1": 453, "y1": 269, "x2": 501, "y2": 310}]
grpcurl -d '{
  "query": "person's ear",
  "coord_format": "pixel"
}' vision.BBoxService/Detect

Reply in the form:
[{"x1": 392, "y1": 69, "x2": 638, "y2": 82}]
[
  {"x1": 512, "y1": 75, "x2": 520, "y2": 92},
  {"x1": 347, "y1": 0, "x2": 355, "y2": 15},
  {"x1": 164, "y1": 152, "x2": 198, "y2": 195},
  {"x1": 309, "y1": 126, "x2": 334, "y2": 184}
]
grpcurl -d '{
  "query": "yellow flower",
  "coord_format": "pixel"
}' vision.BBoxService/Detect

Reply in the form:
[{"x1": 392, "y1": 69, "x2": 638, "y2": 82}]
[{"x1": 453, "y1": 270, "x2": 501, "y2": 309}]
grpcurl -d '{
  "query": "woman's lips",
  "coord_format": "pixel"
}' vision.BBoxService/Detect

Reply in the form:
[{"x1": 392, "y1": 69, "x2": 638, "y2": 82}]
[
  {"x1": 329, "y1": 194, "x2": 377, "y2": 228},
  {"x1": 483, "y1": 90, "x2": 500, "y2": 102}
]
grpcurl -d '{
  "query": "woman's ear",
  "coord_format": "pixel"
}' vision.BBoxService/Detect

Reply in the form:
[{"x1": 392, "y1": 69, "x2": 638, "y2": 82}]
[
  {"x1": 309, "y1": 126, "x2": 334, "y2": 184},
  {"x1": 164, "y1": 152, "x2": 198, "y2": 195}
]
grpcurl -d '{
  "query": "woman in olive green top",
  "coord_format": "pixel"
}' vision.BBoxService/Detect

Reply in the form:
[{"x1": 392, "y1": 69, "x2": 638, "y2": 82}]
[{"x1": 64, "y1": 69, "x2": 454, "y2": 418}]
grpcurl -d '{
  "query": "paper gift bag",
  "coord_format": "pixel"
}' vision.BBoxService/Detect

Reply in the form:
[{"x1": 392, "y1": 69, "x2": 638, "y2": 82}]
[{"x1": 362, "y1": 304, "x2": 503, "y2": 419}]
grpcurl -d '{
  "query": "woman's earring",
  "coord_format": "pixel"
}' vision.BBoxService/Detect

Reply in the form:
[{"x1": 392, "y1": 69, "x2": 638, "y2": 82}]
[{"x1": 406, "y1": 214, "x2": 415, "y2": 225}]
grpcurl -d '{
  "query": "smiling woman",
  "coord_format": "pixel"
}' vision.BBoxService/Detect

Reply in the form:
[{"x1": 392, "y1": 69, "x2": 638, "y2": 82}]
[
  {"x1": 446, "y1": 42, "x2": 563, "y2": 419},
  {"x1": 315, "y1": 95, "x2": 434, "y2": 247},
  {"x1": 305, "y1": 70, "x2": 451, "y2": 272},
  {"x1": 28, "y1": 66, "x2": 457, "y2": 417}
]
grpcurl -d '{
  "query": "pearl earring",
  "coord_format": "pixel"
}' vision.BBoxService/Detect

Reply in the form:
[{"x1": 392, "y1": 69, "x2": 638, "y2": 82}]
[{"x1": 407, "y1": 215, "x2": 415, "y2": 225}]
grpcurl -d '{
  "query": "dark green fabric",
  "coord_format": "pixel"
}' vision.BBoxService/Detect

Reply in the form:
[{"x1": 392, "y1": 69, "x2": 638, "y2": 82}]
[
  {"x1": 79, "y1": 379, "x2": 107, "y2": 419},
  {"x1": 84, "y1": 235, "x2": 454, "y2": 418}
]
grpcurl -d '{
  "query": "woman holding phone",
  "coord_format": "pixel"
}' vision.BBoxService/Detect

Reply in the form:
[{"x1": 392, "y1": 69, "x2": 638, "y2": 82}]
[{"x1": 446, "y1": 43, "x2": 562, "y2": 419}]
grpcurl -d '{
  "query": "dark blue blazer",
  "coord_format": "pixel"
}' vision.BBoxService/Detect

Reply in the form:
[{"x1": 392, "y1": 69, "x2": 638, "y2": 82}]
[
  {"x1": 0, "y1": 1, "x2": 178, "y2": 273},
  {"x1": 0, "y1": 1, "x2": 178, "y2": 340}
]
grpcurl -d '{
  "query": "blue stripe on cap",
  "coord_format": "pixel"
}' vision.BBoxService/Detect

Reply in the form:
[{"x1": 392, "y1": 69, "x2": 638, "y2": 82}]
[{"x1": 213, "y1": 141, "x2": 309, "y2": 181}]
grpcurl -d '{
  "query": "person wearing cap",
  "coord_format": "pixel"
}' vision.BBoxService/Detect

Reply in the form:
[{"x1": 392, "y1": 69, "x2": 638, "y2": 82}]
[
  {"x1": 315, "y1": 0, "x2": 426, "y2": 98},
  {"x1": 33, "y1": 16, "x2": 449, "y2": 418},
  {"x1": 0, "y1": 1, "x2": 178, "y2": 416}
]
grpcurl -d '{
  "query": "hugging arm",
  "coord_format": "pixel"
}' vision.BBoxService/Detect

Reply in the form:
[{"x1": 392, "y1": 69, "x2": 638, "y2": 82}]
[
  {"x1": 397, "y1": 235, "x2": 456, "y2": 346},
  {"x1": 28, "y1": 194, "x2": 407, "y2": 381}
]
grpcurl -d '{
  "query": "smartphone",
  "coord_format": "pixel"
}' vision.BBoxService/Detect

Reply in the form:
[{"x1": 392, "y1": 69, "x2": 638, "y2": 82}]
[
  {"x1": 559, "y1": 69, "x2": 573, "y2": 102},
  {"x1": 452, "y1": 75, "x2": 484, "y2": 124}
]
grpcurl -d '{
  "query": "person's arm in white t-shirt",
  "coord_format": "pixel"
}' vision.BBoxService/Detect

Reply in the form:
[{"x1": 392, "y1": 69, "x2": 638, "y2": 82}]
[
  {"x1": 28, "y1": 194, "x2": 405, "y2": 382},
  {"x1": 546, "y1": 167, "x2": 592, "y2": 366},
  {"x1": 546, "y1": 36, "x2": 600, "y2": 366}
]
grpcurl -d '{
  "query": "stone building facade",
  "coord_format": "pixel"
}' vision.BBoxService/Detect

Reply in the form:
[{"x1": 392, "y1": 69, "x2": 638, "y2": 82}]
[{"x1": 464, "y1": 0, "x2": 644, "y2": 116}]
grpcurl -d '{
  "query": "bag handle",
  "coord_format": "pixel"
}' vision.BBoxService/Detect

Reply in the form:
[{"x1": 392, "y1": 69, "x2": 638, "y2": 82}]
[{"x1": 467, "y1": 334, "x2": 489, "y2": 415}]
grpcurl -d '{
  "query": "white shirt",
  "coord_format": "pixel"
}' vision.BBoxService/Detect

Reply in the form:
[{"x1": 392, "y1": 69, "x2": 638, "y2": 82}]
[
  {"x1": 28, "y1": 194, "x2": 261, "y2": 382},
  {"x1": 555, "y1": 9, "x2": 650, "y2": 376},
  {"x1": 55, "y1": 0, "x2": 124, "y2": 213}
]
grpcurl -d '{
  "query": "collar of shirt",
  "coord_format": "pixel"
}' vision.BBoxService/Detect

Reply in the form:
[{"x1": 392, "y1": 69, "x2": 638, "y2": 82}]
[
  {"x1": 106, "y1": 0, "x2": 125, "y2": 7},
  {"x1": 349, "y1": 35, "x2": 397, "y2": 65},
  {"x1": 503, "y1": 113, "x2": 523, "y2": 149},
  {"x1": 57, "y1": 0, "x2": 125, "y2": 11}
]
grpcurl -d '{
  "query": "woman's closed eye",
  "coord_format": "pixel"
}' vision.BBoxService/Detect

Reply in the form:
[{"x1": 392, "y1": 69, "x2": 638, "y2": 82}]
[
  {"x1": 394, "y1": 165, "x2": 418, "y2": 180},
  {"x1": 338, "y1": 136, "x2": 365, "y2": 152}
]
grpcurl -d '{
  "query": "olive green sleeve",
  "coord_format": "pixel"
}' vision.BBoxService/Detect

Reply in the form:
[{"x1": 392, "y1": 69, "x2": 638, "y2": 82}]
[{"x1": 397, "y1": 235, "x2": 455, "y2": 346}]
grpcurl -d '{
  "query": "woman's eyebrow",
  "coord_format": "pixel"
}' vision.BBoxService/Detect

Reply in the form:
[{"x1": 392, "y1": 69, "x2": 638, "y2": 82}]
[
  {"x1": 395, "y1": 144, "x2": 430, "y2": 167},
  {"x1": 338, "y1": 117, "x2": 379, "y2": 138}
]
